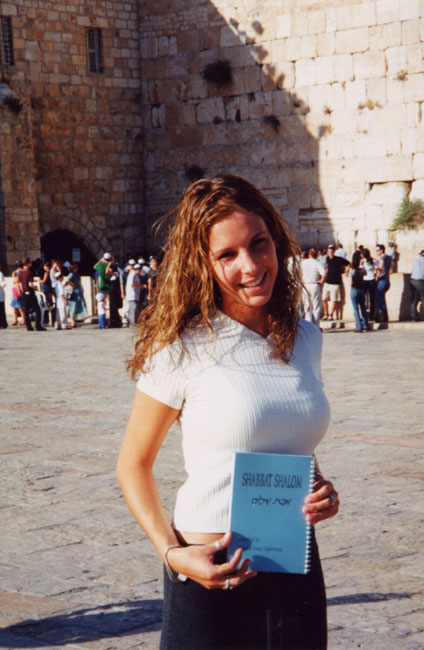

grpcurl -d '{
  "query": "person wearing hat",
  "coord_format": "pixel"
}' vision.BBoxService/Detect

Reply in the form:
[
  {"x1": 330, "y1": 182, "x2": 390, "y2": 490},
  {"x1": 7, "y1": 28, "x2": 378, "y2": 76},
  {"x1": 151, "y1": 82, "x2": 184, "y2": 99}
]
[
  {"x1": 94, "y1": 253, "x2": 113, "y2": 295},
  {"x1": 410, "y1": 250, "x2": 424, "y2": 321},
  {"x1": 94, "y1": 253, "x2": 113, "y2": 328},
  {"x1": 322, "y1": 244, "x2": 349, "y2": 322},
  {"x1": 121, "y1": 259, "x2": 136, "y2": 327},
  {"x1": 126, "y1": 263, "x2": 144, "y2": 326},
  {"x1": 54, "y1": 270, "x2": 70, "y2": 330}
]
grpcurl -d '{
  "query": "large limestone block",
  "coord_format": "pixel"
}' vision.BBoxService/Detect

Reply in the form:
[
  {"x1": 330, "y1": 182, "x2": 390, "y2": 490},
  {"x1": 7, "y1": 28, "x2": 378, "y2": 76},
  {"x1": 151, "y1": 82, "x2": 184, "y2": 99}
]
[
  {"x1": 308, "y1": 10, "x2": 325, "y2": 35},
  {"x1": 406, "y1": 43, "x2": 423, "y2": 74},
  {"x1": 276, "y1": 14, "x2": 291, "y2": 38},
  {"x1": 352, "y1": 2, "x2": 377, "y2": 28},
  {"x1": 403, "y1": 73, "x2": 424, "y2": 102},
  {"x1": 385, "y1": 45, "x2": 407, "y2": 75},
  {"x1": 369, "y1": 23, "x2": 402, "y2": 50},
  {"x1": 352, "y1": 50, "x2": 386, "y2": 79},
  {"x1": 409, "y1": 180, "x2": 424, "y2": 200},
  {"x1": 333, "y1": 54, "x2": 354, "y2": 81},
  {"x1": 335, "y1": 5, "x2": 353, "y2": 31},
  {"x1": 364, "y1": 155, "x2": 413, "y2": 183},
  {"x1": 344, "y1": 79, "x2": 367, "y2": 109},
  {"x1": 295, "y1": 59, "x2": 316, "y2": 86},
  {"x1": 220, "y1": 25, "x2": 245, "y2": 48},
  {"x1": 315, "y1": 56, "x2": 334, "y2": 84},
  {"x1": 400, "y1": 127, "x2": 417, "y2": 154},
  {"x1": 412, "y1": 125, "x2": 424, "y2": 153},
  {"x1": 317, "y1": 32, "x2": 335, "y2": 57},
  {"x1": 355, "y1": 134, "x2": 387, "y2": 158},
  {"x1": 285, "y1": 37, "x2": 301, "y2": 62},
  {"x1": 401, "y1": 19, "x2": 420, "y2": 45},
  {"x1": 292, "y1": 11, "x2": 308, "y2": 37},
  {"x1": 368, "y1": 181, "x2": 409, "y2": 205},
  {"x1": 376, "y1": 0, "x2": 400, "y2": 25},
  {"x1": 400, "y1": 0, "x2": 420, "y2": 20},
  {"x1": 386, "y1": 78, "x2": 405, "y2": 105},
  {"x1": 300, "y1": 35, "x2": 317, "y2": 60},
  {"x1": 365, "y1": 77, "x2": 386, "y2": 105},
  {"x1": 413, "y1": 153, "x2": 424, "y2": 177},
  {"x1": 335, "y1": 27, "x2": 369, "y2": 54}
]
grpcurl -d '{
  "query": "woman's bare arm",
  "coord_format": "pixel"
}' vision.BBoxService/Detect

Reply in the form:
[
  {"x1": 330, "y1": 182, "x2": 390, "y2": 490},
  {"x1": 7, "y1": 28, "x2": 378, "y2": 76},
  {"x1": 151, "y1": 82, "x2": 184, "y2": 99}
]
[{"x1": 117, "y1": 390, "x2": 256, "y2": 589}]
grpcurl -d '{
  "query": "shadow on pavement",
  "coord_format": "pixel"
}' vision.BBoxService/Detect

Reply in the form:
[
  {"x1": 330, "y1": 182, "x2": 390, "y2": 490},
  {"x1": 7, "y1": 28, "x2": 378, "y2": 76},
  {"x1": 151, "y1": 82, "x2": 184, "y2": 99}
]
[
  {"x1": 328, "y1": 591, "x2": 415, "y2": 606},
  {"x1": 0, "y1": 598, "x2": 162, "y2": 647}
]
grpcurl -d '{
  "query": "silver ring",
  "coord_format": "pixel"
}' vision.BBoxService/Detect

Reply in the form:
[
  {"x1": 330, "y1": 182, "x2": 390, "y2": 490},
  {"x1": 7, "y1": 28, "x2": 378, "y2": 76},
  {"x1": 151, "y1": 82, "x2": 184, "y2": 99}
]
[
  {"x1": 330, "y1": 493, "x2": 337, "y2": 506},
  {"x1": 223, "y1": 577, "x2": 231, "y2": 590},
  {"x1": 214, "y1": 540, "x2": 223, "y2": 550}
]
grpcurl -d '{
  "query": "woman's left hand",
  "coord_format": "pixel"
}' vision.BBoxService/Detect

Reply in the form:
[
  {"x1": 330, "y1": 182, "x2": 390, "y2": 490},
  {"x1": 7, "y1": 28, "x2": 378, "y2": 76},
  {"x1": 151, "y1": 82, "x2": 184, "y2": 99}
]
[{"x1": 303, "y1": 475, "x2": 339, "y2": 525}]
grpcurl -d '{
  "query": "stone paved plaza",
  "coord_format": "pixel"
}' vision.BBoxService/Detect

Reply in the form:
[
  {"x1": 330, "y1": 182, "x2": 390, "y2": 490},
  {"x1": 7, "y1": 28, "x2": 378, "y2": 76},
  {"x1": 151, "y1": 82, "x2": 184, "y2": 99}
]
[{"x1": 0, "y1": 323, "x2": 423, "y2": 649}]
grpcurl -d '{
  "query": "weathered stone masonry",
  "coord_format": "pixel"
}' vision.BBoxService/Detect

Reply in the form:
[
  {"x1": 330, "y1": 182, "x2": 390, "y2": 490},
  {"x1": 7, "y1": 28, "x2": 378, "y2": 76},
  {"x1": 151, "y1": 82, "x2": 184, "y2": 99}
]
[
  {"x1": 1, "y1": 0, "x2": 424, "y2": 271},
  {"x1": 0, "y1": 0, "x2": 143, "y2": 269},
  {"x1": 139, "y1": 0, "x2": 424, "y2": 267}
]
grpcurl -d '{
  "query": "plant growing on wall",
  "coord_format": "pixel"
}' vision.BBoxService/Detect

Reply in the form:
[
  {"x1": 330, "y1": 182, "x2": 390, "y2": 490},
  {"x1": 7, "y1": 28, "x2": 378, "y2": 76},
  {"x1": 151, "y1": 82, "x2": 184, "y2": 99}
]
[
  {"x1": 202, "y1": 60, "x2": 233, "y2": 88},
  {"x1": 390, "y1": 196, "x2": 424, "y2": 230}
]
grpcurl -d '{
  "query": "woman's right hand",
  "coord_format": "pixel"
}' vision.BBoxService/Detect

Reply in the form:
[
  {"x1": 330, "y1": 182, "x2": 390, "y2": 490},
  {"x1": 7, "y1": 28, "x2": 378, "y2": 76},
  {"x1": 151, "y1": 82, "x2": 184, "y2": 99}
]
[{"x1": 166, "y1": 531, "x2": 257, "y2": 590}]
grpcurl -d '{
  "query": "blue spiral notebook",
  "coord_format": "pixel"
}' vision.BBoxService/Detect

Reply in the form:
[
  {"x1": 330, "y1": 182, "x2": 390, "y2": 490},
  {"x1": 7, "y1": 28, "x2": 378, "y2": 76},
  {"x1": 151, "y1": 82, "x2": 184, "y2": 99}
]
[{"x1": 228, "y1": 452, "x2": 315, "y2": 574}]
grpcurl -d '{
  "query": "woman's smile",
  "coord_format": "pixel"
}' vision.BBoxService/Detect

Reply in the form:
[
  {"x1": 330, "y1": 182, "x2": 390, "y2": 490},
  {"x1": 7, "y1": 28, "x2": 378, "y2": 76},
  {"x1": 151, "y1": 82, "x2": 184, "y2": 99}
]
[{"x1": 208, "y1": 210, "x2": 278, "y2": 331}]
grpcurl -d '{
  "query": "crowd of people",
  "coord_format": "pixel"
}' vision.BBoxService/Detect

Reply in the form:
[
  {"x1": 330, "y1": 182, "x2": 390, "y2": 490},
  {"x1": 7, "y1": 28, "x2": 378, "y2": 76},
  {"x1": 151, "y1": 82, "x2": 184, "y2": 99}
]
[
  {"x1": 300, "y1": 242, "x2": 400, "y2": 332},
  {"x1": 1, "y1": 244, "x2": 423, "y2": 333},
  {"x1": 94, "y1": 253, "x2": 159, "y2": 329},
  {"x1": 0, "y1": 254, "x2": 160, "y2": 331}
]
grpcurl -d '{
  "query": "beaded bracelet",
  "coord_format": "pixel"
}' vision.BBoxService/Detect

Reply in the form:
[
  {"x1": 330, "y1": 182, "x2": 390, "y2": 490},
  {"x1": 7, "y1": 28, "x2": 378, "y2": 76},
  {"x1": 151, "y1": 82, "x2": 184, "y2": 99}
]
[{"x1": 164, "y1": 544, "x2": 187, "y2": 583}]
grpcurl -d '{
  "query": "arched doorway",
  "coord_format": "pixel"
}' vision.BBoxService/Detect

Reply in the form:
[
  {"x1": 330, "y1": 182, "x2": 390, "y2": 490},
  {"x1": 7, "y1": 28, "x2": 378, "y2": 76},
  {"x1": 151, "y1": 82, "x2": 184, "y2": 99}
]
[{"x1": 40, "y1": 229, "x2": 96, "y2": 276}]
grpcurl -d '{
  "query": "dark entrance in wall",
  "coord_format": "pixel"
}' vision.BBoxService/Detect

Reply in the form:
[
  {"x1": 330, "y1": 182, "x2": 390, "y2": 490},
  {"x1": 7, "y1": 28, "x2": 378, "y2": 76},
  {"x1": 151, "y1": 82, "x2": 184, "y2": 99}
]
[{"x1": 40, "y1": 229, "x2": 96, "y2": 276}]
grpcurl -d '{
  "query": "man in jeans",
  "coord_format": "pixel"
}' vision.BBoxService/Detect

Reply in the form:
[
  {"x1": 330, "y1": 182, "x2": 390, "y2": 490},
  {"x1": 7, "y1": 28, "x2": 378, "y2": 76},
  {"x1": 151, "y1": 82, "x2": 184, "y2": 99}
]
[
  {"x1": 375, "y1": 244, "x2": 392, "y2": 325},
  {"x1": 17, "y1": 258, "x2": 46, "y2": 332}
]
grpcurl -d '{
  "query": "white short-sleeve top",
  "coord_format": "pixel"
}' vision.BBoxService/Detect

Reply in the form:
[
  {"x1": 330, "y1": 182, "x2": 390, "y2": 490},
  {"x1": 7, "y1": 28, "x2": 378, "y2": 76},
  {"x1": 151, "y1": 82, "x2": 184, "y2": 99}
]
[{"x1": 136, "y1": 312, "x2": 330, "y2": 533}]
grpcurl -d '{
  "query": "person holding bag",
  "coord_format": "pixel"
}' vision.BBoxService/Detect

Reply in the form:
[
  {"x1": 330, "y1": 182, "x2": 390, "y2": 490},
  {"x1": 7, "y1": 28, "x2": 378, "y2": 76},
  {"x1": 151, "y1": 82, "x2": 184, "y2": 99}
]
[{"x1": 117, "y1": 174, "x2": 339, "y2": 650}]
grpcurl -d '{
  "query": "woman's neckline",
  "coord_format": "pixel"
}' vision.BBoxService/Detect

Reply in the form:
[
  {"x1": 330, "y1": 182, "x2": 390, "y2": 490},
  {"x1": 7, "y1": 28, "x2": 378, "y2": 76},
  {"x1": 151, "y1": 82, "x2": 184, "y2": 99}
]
[{"x1": 215, "y1": 309, "x2": 271, "y2": 340}]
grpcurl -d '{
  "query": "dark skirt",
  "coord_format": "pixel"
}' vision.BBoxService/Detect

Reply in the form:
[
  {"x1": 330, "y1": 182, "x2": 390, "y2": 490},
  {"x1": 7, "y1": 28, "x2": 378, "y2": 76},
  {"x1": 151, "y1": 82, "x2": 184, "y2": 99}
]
[{"x1": 160, "y1": 530, "x2": 327, "y2": 650}]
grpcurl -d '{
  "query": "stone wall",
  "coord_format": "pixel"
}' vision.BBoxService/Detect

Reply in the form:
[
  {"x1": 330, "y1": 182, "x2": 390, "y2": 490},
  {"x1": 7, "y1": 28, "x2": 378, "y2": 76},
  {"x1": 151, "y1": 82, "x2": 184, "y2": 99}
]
[
  {"x1": 139, "y1": 0, "x2": 424, "y2": 268},
  {"x1": 0, "y1": 0, "x2": 144, "y2": 269},
  {"x1": 0, "y1": 101, "x2": 41, "y2": 264}
]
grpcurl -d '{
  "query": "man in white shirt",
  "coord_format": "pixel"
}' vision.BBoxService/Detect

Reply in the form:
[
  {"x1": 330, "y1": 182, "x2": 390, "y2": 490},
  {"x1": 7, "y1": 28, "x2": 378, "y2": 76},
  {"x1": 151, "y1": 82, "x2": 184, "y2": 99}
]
[
  {"x1": 410, "y1": 250, "x2": 424, "y2": 321},
  {"x1": 126, "y1": 264, "x2": 143, "y2": 326},
  {"x1": 54, "y1": 271, "x2": 70, "y2": 330},
  {"x1": 301, "y1": 249, "x2": 325, "y2": 326},
  {"x1": 335, "y1": 243, "x2": 348, "y2": 259}
]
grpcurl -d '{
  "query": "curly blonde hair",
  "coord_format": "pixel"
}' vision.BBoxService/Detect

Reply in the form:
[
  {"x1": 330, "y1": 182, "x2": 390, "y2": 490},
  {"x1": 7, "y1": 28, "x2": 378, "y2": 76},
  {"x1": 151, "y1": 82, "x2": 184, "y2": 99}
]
[{"x1": 128, "y1": 174, "x2": 302, "y2": 378}]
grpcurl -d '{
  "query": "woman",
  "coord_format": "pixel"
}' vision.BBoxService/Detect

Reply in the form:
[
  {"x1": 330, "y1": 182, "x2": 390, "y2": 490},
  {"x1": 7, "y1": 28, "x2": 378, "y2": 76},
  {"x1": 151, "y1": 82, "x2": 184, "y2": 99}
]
[
  {"x1": 117, "y1": 174, "x2": 339, "y2": 650},
  {"x1": 11, "y1": 262, "x2": 25, "y2": 326},
  {"x1": 349, "y1": 252, "x2": 369, "y2": 333},
  {"x1": 41, "y1": 262, "x2": 54, "y2": 326},
  {"x1": 360, "y1": 248, "x2": 377, "y2": 321},
  {"x1": 65, "y1": 263, "x2": 88, "y2": 327}
]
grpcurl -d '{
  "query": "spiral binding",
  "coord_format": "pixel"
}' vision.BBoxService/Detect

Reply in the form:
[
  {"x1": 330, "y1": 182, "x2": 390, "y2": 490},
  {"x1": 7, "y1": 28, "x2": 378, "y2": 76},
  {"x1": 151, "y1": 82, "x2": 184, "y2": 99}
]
[{"x1": 303, "y1": 457, "x2": 315, "y2": 574}]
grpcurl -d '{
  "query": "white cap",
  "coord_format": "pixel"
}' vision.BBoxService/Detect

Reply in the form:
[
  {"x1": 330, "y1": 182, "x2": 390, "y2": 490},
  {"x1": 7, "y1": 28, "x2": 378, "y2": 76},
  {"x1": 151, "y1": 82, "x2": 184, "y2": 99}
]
[
  {"x1": 138, "y1": 257, "x2": 145, "y2": 264},
  {"x1": 128, "y1": 259, "x2": 136, "y2": 265},
  {"x1": 104, "y1": 252, "x2": 112, "y2": 260},
  {"x1": 134, "y1": 263, "x2": 141, "y2": 269}
]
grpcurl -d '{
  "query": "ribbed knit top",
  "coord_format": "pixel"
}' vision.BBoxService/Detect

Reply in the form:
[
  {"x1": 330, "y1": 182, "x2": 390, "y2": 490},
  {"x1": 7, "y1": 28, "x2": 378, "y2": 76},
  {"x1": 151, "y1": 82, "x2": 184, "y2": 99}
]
[{"x1": 136, "y1": 312, "x2": 330, "y2": 533}]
